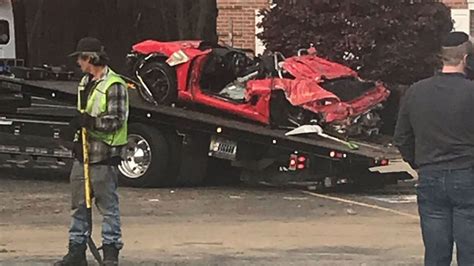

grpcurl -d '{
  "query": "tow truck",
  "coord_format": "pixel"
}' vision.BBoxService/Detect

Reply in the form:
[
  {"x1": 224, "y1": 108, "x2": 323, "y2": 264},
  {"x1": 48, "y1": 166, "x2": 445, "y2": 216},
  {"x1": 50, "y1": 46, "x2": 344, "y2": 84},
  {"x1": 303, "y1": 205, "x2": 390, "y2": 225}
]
[
  {"x1": 0, "y1": 73, "x2": 406, "y2": 188},
  {"x1": 0, "y1": 0, "x2": 407, "y2": 188}
]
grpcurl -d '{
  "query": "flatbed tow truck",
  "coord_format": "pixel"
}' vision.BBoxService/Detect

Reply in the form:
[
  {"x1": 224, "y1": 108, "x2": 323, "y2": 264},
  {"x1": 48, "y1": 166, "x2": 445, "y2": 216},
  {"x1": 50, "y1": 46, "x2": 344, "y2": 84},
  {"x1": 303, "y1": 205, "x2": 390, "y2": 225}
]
[{"x1": 0, "y1": 75, "x2": 404, "y2": 188}]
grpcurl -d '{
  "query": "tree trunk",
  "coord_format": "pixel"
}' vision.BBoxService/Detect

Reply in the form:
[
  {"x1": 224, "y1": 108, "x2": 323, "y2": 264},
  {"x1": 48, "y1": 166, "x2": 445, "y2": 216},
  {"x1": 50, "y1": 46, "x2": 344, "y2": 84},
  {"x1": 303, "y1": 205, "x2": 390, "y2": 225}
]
[
  {"x1": 158, "y1": 0, "x2": 170, "y2": 40},
  {"x1": 195, "y1": 0, "x2": 212, "y2": 39},
  {"x1": 176, "y1": 0, "x2": 186, "y2": 40},
  {"x1": 27, "y1": 0, "x2": 44, "y2": 65}
]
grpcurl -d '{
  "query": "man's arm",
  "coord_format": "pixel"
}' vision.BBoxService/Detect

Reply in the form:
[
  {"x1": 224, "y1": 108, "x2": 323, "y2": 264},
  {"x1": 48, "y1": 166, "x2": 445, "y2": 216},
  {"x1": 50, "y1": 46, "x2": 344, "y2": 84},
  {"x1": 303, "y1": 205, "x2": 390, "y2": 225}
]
[
  {"x1": 93, "y1": 83, "x2": 127, "y2": 133},
  {"x1": 394, "y1": 89, "x2": 417, "y2": 169}
]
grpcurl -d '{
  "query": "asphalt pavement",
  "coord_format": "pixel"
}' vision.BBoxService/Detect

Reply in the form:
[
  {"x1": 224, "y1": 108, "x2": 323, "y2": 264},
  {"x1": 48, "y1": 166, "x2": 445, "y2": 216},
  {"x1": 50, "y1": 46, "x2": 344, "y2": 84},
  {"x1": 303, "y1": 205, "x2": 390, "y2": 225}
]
[{"x1": 0, "y1": 165, "x2": 424, "y2": 266}]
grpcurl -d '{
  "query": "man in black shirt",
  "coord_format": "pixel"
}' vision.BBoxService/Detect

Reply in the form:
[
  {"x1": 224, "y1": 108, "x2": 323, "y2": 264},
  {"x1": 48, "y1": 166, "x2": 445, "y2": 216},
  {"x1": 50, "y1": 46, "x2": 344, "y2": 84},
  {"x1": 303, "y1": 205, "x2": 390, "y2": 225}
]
[{"x1": 395, "y1": 31, "x2": 474, "y2": 265}]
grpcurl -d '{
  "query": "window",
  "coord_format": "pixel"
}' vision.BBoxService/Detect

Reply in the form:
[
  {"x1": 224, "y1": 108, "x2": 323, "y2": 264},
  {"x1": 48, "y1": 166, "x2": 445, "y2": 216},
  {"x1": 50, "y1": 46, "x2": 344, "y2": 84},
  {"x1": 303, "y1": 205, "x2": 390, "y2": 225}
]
[
  {"x1": 471, "y1": 10, "x2": 474, "y2": 37},
  {"x1": 0, "y1": 20, "x2": 10, "y2": 45}
]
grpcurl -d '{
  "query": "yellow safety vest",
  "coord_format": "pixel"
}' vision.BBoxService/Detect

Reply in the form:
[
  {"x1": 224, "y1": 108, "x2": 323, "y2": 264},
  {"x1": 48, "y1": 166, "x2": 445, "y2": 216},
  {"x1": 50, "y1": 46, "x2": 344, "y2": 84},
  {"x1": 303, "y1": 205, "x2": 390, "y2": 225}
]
[{"x1": 77, "y1": 68, "x2": 128, "y2": 146}]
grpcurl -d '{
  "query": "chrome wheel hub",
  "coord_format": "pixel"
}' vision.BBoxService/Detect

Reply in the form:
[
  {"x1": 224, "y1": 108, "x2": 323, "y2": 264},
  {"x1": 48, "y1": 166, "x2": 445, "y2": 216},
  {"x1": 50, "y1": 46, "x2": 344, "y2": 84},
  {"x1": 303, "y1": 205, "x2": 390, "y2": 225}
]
[{"x1": 118, "y1": 134, "x2": 152, "y2": 179}]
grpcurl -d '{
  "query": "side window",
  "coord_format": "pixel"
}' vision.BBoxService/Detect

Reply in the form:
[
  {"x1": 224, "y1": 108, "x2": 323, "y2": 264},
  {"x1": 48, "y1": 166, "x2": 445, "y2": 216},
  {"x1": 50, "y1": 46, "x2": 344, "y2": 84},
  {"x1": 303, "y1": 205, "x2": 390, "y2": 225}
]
[{"x1": 0, "y1": 20, "x2": 10, "y2": 45}]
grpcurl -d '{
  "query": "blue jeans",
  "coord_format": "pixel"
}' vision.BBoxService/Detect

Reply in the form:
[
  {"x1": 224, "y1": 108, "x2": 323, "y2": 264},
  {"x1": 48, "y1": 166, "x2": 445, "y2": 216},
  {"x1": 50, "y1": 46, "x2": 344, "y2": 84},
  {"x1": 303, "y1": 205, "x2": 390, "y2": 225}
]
[
  {"x1": 417, "y1": 167, "x2": 474, "y2": 266},
  {"x1": 68, "y1": 160, "x2": 123, "y2": 249}
]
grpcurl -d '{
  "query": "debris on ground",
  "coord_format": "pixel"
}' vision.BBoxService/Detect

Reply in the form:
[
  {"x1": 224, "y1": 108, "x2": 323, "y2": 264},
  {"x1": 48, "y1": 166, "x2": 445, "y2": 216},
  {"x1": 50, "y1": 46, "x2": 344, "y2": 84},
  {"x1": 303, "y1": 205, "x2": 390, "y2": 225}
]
[
  {"x1": 148, "y1": 199, "x2": 160, "y2": 202},
  {"x1": 346, "y1": 208, "x2": 358, "y2": 215},
  {"x1": 283, "y1": 196, "x2": 308, "y2": 201}
]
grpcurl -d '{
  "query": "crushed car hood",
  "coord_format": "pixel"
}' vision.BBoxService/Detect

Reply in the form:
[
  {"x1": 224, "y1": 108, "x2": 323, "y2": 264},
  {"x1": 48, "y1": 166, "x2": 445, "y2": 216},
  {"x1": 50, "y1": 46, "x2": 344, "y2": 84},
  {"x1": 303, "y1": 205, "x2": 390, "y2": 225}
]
[
  {"x1": 247, "y1": 78, "x2": 340, "y2": 106},
  {"x1": 282, "y1": 55, "x2": 358, "y2": 81},
  {"x1": 247, "y1": 77, "x2": 390, "y2": 123},
  {"x1": 275, "y1": 55, "x2": 390, "y2": 123}
]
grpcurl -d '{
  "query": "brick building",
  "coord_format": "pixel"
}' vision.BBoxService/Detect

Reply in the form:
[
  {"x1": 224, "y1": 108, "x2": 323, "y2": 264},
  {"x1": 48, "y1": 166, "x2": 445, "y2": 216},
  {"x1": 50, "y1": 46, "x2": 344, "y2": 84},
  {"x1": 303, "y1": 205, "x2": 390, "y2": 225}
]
[
  {"x1": 445, "y1": 0, "x2": 474, "y2": 35},
  {"x1": 216, "y1": 0, "x2": 472, "y2": 53},
  {"x1": 216, "y1": 0, "x2": 270, "y2": 54}
]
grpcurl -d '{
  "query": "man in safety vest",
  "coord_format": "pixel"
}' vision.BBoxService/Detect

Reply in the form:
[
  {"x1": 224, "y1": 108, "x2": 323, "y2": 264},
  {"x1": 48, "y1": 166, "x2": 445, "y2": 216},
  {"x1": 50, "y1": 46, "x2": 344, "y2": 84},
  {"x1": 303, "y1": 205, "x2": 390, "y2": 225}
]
[{"x1": 55, "y1": 37, "x2": 128, "y2": 266}]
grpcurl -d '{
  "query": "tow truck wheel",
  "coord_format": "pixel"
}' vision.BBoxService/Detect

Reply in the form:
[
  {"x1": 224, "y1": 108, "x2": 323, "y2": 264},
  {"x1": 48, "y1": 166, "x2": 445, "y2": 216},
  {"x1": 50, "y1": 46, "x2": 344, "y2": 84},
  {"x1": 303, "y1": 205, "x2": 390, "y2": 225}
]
[
  {"x1": 139, "y1": 61, "x2": 178, "y2": 105},
  {"x1": 118, "y1": 123, "x2": 173, "y2": 187}
]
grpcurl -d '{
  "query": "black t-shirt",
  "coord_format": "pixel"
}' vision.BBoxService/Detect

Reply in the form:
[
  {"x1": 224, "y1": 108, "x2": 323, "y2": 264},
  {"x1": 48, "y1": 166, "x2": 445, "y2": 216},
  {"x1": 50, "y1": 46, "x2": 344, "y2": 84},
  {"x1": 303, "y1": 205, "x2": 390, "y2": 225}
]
[{"x1": 395, "y1": 72, "x2": 474, "y2": 170}]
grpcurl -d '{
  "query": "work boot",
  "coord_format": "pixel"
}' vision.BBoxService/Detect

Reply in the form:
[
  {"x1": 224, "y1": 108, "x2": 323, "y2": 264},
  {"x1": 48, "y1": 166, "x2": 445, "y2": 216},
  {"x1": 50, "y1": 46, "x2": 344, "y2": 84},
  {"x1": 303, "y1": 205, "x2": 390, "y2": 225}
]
[
  {"x1": 54, "y1": 243, "x2": 87, "y2": 266},
  {"x1": 102, "y1": 244, "x2": 119, "y2": 266}
]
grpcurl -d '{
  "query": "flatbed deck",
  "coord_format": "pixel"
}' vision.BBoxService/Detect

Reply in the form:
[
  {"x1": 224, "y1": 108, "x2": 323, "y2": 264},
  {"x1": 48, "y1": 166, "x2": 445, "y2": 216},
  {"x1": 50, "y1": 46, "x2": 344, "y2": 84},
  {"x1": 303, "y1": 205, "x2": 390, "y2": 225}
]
[{"x1": 0, "y1": 76, "x2": 400, "y2": 161}]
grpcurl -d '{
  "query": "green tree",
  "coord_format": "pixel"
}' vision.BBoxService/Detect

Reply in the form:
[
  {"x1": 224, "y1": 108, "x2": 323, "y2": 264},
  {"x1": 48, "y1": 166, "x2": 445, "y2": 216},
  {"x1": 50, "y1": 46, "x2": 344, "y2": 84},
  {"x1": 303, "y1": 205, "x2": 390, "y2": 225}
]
[{"x1": 258, "y1": 0, "x2": 452, "y2": 85}]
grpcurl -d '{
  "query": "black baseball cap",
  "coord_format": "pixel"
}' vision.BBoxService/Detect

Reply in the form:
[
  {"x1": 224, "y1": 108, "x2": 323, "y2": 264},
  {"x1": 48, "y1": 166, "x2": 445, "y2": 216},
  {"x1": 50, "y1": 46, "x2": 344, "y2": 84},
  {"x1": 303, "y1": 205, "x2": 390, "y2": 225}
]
[
  {"x1": 442, "y1": 32, "x2": 470, "y2": 47},
  {"x1": 68, "y1": 37, "x2": 106, "y2": 57}
]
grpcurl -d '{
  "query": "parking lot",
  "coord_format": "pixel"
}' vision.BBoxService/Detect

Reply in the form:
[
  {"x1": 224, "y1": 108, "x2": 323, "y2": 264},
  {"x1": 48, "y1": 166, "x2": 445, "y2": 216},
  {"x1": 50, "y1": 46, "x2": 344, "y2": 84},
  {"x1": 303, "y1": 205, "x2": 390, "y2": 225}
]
[{"x1": 0, "y1": 167, "x2": 423, "y2": 266}]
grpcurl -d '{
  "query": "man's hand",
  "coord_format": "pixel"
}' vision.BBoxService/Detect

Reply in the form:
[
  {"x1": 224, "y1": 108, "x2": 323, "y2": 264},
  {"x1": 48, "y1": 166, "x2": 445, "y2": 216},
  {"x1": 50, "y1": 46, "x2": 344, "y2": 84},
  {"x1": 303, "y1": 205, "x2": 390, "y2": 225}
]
[{"x1": 69, "y1": 112, "x2": 95, "y2": 130}]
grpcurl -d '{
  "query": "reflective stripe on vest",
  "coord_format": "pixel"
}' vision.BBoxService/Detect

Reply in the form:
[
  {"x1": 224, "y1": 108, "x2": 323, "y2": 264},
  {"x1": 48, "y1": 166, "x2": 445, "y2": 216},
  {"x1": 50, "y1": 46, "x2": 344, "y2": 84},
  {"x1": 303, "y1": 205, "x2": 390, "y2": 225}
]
[{"x1": 77, "y1": 69, "x2": 128, "y2": 147}]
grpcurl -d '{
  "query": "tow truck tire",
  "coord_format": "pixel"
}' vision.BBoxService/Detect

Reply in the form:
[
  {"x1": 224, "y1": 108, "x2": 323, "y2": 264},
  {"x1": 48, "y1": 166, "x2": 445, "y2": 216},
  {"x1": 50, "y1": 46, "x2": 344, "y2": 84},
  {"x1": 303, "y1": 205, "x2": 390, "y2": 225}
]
[
  {"x1": 118, "y1": 123, "x2": 172, "y2": 187},
  {"x1": 139, "y1": 61, "x2": 178, "y2": 105}
]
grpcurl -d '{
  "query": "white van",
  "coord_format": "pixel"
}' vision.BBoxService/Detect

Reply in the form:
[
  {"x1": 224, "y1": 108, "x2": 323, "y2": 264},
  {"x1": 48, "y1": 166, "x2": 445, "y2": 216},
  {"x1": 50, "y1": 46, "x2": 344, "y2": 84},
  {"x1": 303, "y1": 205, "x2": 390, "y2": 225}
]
[
  {"x1": 0, "y1": 0, "x2": 15, "y2": 59},
  {"x1": 0, "y1": 0, "x2": 22, "y2": 72}
]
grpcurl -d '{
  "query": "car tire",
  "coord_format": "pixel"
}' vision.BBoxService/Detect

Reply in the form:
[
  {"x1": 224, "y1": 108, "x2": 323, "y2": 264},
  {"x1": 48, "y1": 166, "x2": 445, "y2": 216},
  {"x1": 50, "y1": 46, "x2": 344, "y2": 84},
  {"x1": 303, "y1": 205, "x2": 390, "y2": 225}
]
[
  {"x1": 117, "y1": 123, "x2": 174, "y2": 187},
  {"x1": 138, "y1": 61, "x2": 178, "y2": 105}
]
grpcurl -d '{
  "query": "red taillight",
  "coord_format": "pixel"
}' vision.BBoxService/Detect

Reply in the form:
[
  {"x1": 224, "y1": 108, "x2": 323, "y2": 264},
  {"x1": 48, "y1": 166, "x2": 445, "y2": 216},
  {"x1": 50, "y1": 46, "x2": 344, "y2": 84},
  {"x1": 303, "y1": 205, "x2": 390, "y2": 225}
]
[
  {"x1": 374, "y1": 159, "x2": 389, "y2": 166},
  {"x1": 329, "y1": 151, "x2": 346, "y2": 159},
  {"x1": 289, "y1": 154, "x2": 307, "y2": 171}
]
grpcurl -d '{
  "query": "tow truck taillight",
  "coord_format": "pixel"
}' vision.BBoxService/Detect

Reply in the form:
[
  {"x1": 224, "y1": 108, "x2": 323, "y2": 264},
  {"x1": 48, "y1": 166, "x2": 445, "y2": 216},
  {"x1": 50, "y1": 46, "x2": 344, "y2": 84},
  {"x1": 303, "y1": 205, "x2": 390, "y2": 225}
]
[
  {"x1": 378, "y1": 159, "x2": 389, "y2": 166},
  {"x1": 329, "y1": 151, "x2": 347, "y2": 159},
  {"x1": 374, "y1": 159, "x2": 389, "y2": 166},
  {"x1": 289, "y1": 154, "x2": 308, "y2": 171}
]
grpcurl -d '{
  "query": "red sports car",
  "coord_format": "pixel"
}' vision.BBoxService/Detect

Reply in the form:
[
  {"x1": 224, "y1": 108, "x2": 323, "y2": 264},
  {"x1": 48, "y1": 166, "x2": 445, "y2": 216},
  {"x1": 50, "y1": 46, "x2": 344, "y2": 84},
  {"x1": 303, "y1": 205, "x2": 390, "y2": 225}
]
[{"x1": 126, "y1": 40, "x2": 390, "y2": 137}]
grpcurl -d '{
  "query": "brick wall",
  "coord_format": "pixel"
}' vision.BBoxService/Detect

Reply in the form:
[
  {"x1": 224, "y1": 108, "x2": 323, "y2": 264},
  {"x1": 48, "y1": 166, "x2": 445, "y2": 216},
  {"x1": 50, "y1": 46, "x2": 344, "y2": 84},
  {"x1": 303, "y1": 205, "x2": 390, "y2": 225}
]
[
  {"x1": 216, "y1": 0, "x2": 270, "y2": 51},
  {"x1": 217, "y1": 0, "x2": 467, "y2": 52},
  {"x1": 443, "y1": 0, "x2": 468, "y2": 8}
]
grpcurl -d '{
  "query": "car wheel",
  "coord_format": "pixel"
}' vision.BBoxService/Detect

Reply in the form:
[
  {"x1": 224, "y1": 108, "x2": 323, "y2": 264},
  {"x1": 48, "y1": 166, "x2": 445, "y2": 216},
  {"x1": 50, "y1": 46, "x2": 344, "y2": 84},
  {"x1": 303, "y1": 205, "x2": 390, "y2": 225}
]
[
  {"x1": 138, "y1": 61, "x2": 178, "y2": 105},
  {"x1": 117, "y1": 123, "x2": 174, "y2": 187}
]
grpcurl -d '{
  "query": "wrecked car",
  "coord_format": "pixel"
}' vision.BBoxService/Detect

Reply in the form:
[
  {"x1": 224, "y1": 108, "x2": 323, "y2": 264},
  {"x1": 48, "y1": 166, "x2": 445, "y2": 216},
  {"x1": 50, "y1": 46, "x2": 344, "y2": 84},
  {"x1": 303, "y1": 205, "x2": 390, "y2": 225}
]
[{"x1": 126, "y1": 40, "x2": 390, "y2": 137}]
